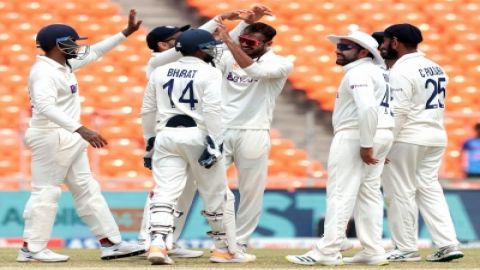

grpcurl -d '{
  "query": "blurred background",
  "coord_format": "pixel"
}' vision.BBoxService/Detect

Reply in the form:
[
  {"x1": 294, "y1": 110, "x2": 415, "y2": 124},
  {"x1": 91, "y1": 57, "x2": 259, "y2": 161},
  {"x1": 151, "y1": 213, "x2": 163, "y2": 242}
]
[{"x1": 0, "y1": 0, "x2": 479, "y2": 249}]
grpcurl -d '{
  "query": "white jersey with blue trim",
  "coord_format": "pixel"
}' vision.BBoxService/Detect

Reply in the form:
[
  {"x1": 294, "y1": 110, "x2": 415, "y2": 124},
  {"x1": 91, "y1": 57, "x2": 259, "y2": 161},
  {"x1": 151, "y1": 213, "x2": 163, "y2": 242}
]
[
  {"x1": 332, "y1": 58, "x2": 393, "y2": 147},
  {"x1": 390, "y1": 52, "x2": 447, "y2": 147},
  {"x1": 142, "y1": 56, "x2": 223, "y2": 142},
  {"x1": 215, "y1": 49, "x2": 293, "y2": 130}
]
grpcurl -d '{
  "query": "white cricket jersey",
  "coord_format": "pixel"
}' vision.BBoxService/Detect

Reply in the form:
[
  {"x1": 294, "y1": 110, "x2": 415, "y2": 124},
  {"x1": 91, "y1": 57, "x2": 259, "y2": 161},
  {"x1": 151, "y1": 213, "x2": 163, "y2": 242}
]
[
  {"x1": 146, "y1": 20, "x2": 249, "y2": 79},
  {"x1": 390, "y1": 52, "x2": 447, "y2": 147},
  {"x1": 216, "y1": 49, "x2": 293, "y2": 129},
  {"x1": 28, "y1": 33, "x2": 127, "y2": 132},
  {"x1": 332, "y1": 58, "x2": 393, "y2": 147},
  {"x1": 141, "y1": 56, "x2": 223, "y2": 142}
]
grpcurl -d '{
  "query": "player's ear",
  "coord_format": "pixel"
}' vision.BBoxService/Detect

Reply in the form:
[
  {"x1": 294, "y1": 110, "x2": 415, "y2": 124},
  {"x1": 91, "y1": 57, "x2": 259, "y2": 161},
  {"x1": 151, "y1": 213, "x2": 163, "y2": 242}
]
[
  {"x1": 157, "y1": 41, "x2": 169, "y2": 51},
  {"x1": 265, "y1": 40, "x2": 273, "y2": 47}
]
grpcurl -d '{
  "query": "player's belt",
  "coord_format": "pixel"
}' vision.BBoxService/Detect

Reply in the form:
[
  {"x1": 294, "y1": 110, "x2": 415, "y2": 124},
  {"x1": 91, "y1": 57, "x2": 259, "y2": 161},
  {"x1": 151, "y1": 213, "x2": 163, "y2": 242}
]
[{"x1": 166, "y1": 115, "x2": 197, "y2": 128}]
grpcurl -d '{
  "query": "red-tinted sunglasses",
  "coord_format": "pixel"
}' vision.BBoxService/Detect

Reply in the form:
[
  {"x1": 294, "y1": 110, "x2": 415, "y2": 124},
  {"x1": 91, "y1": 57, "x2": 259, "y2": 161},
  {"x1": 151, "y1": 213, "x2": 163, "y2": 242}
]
[{"x1": 239, "y1": 35, "x2": 262, "y2": 47}]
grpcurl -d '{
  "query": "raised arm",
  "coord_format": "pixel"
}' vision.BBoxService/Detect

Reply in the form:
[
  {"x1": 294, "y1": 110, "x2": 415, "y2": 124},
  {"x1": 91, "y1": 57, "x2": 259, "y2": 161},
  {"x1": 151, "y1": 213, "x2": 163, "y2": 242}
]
[{"x1": 70, "y1": 9, "x2": 142, "y2": 70}]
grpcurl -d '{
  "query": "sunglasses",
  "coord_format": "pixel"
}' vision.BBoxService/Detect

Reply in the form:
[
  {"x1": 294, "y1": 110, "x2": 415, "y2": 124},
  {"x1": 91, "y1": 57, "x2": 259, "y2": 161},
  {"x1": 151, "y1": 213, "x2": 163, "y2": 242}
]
[
  {"x1": 336, "y1": 43, "x2": 360, "y2": 51},
  {"x1": 239, "y1": 35, "x2": 263, "y2": 47}
]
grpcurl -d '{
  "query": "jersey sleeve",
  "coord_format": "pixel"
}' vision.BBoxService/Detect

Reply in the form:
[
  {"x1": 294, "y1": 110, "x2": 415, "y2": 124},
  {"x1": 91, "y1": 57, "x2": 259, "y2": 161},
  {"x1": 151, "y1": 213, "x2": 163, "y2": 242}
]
[
  {"x1": 146, "y1": 50, "x2": 182, "y2": 79},
  {"x1": 30, "y1": 74, "x2": 82, "y2": 132},
  {"x1": 348, "y1": 72, "x2": 378, "y2": 147},
  {"x1": 141, "y1": 73, "x2": 158, "y2": 139},
  {"x1": 391, "y1": 72, "x2": 414, "y2": 137},
  {"x1": 70, "y1": 33, "x2": 126, "y2": 71},
  {"x1": 242, "y1": 56, "x2": 293, "y2": 79},
  {"x1": 200, "y1": 68, "x2": 223, "y2": 144}
]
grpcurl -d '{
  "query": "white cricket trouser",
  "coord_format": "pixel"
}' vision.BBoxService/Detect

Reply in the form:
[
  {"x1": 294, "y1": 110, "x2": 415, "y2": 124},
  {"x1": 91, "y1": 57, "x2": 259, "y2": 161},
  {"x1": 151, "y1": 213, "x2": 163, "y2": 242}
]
[
  {"x1": 382, "y1": 142, "x2": 459, "y2": 251},
  {"x1": 223, "y1": 129, "x2": 270, "y2": 246},
  {"x1": 150, "y1": 127, "x2": 231, "y2": 249},
  {"x1": 138, "y1": 175, "x2": 197, "y2": 246},
  {"x1": 23, "y1": 128, "x2": 121, "y2": 252},
  {"x1": 316, "y1": 129, "x2": 392, "y2": 256}
]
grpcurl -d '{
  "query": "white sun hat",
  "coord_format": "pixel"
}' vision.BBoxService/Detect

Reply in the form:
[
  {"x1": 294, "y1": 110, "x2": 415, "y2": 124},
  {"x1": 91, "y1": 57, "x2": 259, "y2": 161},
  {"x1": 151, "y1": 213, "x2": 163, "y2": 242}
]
[{"x1": 327, "y1": 30, "x2": 383, "y2": 65}]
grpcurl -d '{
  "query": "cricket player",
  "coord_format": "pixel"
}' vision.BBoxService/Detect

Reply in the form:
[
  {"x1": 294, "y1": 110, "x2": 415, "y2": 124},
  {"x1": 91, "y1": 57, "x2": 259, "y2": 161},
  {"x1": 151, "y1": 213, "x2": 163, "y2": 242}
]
[
  {"x1": 17, "y1": 10, "x2": 145, "y2": 263},
  {"x1": 138, "y1": 6, "x2": 272, "y2": 258},
  {"x1": 215, "y1": 21, "x2": 293, "y2": 254},
  {"x1": 141, "y1": 29, "x2": 255, "y2": 265},
  {"x1": 379, "y1": 23, "x2": 464, "y2": 262},
  {"x1": 286, "y1": 30, "x2": 393, "y2": 266}
]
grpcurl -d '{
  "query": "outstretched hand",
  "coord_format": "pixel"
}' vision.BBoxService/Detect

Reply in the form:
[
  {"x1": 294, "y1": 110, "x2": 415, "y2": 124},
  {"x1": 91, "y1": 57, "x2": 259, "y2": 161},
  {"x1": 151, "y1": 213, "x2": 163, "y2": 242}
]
[
  {"x1": 219, "y1": 9, "x2": 253, "y2": 21},
  {"x1": 122, "y1": 9, "x2": 143, "y2": 37},
  {"x1": 244, "y1": 4, "x2": 273, "y2": 24}
]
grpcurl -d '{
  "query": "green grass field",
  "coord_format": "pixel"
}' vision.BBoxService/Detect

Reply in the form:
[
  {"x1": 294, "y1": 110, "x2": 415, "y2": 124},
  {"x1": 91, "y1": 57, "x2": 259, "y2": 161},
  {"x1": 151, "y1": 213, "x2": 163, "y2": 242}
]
[{"x1": 0, "y1": 248, "x2": 478, "y2": 269}]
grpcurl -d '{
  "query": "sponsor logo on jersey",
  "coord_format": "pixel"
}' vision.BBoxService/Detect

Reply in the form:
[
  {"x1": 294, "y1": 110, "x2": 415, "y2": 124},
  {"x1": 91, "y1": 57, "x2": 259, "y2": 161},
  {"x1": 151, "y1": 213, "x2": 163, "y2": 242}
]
[
  {"x1": 226, "y1": 72, "x2": 258, "y2": 84},
  {"x1": 350, "y1": 84, "x2": 368, "y2": 89}
]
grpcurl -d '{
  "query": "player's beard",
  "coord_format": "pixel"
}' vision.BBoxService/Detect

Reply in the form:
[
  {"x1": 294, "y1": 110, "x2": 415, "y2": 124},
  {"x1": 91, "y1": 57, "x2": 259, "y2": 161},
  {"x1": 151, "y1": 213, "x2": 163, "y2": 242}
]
[
  {"x1": 335, "y1": 51, "x2": 359, "y2": 66},
  {"x1": 203, "y1": 54, "x2": 215, "y2": 66},
  {"x1": 382, "y1": 43, "x2": 398, "y2": 60}
]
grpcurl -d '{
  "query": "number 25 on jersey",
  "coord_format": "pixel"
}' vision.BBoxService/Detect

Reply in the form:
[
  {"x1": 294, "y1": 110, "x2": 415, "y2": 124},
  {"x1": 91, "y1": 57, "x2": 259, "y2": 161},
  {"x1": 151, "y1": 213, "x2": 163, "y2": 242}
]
[{"x1": 425, "y1": 77, "x2": 446, "y2": 110}]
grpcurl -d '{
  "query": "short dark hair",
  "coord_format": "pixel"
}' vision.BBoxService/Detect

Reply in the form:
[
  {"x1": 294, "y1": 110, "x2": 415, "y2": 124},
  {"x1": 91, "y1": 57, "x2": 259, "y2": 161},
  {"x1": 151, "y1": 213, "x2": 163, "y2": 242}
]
[
  {"x1": 243, "y1": 22, "x2": 276, "y2": 42},
  {"x1": 475, "y1": 123, "x2": 480, "y2": 130}
]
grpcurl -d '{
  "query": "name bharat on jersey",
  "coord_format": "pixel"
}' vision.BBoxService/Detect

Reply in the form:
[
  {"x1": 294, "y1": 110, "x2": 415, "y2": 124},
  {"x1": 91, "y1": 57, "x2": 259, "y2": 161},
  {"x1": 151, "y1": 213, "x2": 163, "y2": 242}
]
[{"x1": 167, "y1": 68, "x2": 198, "y2": 78}]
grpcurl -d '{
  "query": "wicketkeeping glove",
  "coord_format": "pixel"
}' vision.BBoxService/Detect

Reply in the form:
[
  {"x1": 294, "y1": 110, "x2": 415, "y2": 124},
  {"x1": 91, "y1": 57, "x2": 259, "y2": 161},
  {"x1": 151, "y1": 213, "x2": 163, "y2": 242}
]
[
  {"x1": 144, "y1": 137, "x2": 155, "y2": 170},
  {"x1": 198, "y1": 135, "x2": 223, "y2": 169}
]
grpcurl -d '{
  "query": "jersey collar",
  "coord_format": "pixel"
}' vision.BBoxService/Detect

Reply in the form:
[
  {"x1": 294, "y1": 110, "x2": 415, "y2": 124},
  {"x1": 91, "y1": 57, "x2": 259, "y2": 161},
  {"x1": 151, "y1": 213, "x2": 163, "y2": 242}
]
[
  {"x1": 36, "y1": 55, "x2": 68, "y2": 71},
  {"x1": 343, "y1": 57, "x2": 372, "y2": 71},
  {"x1": 393, "y1": 51, "x2": 423, "y2": 67}
]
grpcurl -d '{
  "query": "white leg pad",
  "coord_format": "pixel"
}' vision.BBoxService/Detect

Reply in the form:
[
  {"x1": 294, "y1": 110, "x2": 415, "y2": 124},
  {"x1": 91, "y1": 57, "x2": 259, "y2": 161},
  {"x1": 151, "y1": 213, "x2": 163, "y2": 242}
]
[
  {"x1": 23, "y1": 186, "x2": 61, "y2": 252},
  {"x1": 72, "y1": 180, "x2": 121, "y2": 243}
]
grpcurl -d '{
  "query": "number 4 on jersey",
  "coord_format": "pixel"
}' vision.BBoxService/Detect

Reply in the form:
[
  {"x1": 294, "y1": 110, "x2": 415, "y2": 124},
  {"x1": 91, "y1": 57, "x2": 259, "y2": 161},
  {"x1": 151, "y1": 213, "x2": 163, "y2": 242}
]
[{"x1": 162, "y1": 79, "x2": 198, "y2": 110}]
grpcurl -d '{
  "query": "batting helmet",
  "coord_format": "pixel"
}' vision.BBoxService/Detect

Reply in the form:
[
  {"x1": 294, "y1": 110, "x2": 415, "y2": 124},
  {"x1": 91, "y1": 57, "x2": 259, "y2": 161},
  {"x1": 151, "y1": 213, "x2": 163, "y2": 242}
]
[
  {"x1": 174, "y1": 29, "x2": 222, "y2": 55},
  {"x1": 36, "y1": 24, "x2": 87, "y2": 52}
]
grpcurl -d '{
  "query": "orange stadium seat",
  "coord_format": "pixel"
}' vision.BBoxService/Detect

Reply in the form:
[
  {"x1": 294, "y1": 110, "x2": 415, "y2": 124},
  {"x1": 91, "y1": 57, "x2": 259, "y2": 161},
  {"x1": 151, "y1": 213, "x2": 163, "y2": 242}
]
[{"x1": 3, "y1": 0, "x2": 475, "y2": 184}]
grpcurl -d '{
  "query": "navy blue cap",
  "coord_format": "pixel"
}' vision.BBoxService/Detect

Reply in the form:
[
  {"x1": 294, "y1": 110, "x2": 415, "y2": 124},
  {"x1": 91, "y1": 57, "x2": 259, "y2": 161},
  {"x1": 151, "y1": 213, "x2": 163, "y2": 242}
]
[
  {"x1": 146, "y1": 25, "x2": 190, "y2": 51},
  {"x1": 383, "y1": 23, "x2": 423, "y2": 45},
  {"x1": 371, "y1": 32, "x2": 384, "y2": 46},
  {"x1": 36, "y1": 24, "x2": 87, "y2": 51},
  {"x1": 174, "y1": 29, "x2": 221, "y2": 54}
]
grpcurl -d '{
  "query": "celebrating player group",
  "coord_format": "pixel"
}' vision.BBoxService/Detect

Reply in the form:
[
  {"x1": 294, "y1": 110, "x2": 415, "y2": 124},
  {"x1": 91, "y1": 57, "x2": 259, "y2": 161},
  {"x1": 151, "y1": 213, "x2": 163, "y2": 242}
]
[{"x1": 18, "y1": 2, "x2": 464, "y2": 267}]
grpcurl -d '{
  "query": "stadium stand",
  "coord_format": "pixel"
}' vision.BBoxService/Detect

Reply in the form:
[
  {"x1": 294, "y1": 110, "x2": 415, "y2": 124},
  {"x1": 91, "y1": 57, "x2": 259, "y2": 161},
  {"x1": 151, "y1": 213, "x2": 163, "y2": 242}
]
[
  {"x1": 0, "y1": 0, "x2": 478, "y2": 191},
  {"x1": 0, "y1": 0, "x2": 327, "y2": 191}
]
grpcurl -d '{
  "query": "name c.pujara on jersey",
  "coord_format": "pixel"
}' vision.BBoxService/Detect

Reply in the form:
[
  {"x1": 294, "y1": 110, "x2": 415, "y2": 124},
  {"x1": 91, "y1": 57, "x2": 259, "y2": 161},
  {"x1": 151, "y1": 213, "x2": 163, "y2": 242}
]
[
  {"x1": 418, "y1": 66, "x2": 444, "y2": 77},
  {"x1": 167, "y1": 68, "x2": 198, "y2": 78}
]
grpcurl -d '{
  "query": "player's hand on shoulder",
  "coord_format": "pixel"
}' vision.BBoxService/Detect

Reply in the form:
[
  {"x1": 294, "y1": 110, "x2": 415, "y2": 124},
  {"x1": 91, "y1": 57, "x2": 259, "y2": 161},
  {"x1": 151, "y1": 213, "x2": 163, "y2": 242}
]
[
  {"x1": 75, "y1": 126, "x2": 108, "y2": 148},
  {"x1": 198, "y1": 135, "x2": 223, "y2": 169},
  {"x1": 360, "y1": 147, "x2": 379, "y2": 165},
  {"x1": 122, "y1": 9, "x2": 143, "y2": 37}
]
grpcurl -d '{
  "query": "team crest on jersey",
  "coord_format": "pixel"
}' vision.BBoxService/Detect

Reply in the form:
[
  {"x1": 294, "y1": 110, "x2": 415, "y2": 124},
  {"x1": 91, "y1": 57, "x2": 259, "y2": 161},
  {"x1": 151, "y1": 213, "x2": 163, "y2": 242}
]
[{"x1": 70, "y1": 84, "x2": 77, "y2": 94}]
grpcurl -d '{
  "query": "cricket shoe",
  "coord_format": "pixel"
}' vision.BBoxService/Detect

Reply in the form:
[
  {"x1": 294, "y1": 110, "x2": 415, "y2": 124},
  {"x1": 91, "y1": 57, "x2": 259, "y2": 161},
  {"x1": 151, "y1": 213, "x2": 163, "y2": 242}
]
[
  {"x1": 343, "y1": 251, "x2": 389, "y2": 266},
  {"x1": 340, "y1": 238, "x2": 354, "y2": 252},
  {"x1": 101, "y1": 241, "x2": 146, "y2": 260},
  {"x1": 169, "y1": 243, "x2": 204, "y2": 258},
  {"x1": 286, "y1": 249, "x2": 344, "y2": 266},
  {"x1": 210, "y1": 248, "x2": 256, "y2": 263},
  {"x1": 426, "y1": 245, "x2": 464, "y2": 262},
  {"x1": 16, "y1": 248, "x2": 69, "y2": 262},
  {"x1": 148, "y1": 245, "x2": 174, "y2": 265},
  {"x1": 386, "y1": 249, "x2": 421, "y2": 262}
]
